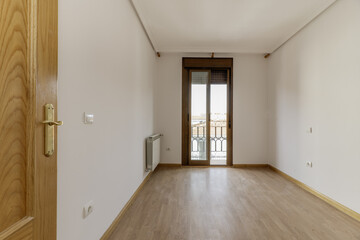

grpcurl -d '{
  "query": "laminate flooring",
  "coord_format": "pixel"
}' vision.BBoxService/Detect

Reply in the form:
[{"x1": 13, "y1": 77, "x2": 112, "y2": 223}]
[{"x1": 109, "y1": 167, "x2": 360, "y2": 240}]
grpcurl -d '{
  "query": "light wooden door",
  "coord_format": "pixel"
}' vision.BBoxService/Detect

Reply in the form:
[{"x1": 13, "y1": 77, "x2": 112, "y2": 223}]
[{"x1": 0, "y1": 0, "x2": 58, "y2": 239}]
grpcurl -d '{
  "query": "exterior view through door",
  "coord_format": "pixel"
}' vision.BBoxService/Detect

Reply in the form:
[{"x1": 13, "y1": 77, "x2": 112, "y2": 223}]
[
  {"x1": 191, "y1": 70, "x2": 228, "y2": 165},
  {"x1": 182, "y1": 58, "x2": 233, "y2": 166}
]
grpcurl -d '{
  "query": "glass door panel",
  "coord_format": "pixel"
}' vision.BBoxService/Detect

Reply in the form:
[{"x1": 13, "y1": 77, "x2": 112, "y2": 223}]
[
  {"x1": 210, "y1": 84, "x2": 227, "y2": 165},
  {"x1": 190, "y1": 71, "x2": 210, "y2": 164}
]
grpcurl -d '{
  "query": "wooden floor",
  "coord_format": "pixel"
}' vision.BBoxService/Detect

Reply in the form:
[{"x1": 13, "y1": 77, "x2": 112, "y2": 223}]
[{"x1": 109, "y1": 167, "x2": 360, "y2": 240}]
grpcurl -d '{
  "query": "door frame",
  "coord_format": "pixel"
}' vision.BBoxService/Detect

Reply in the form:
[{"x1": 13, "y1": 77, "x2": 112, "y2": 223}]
[{"x1": 182, "y1": 58, "x2": 233, "y2": 166}]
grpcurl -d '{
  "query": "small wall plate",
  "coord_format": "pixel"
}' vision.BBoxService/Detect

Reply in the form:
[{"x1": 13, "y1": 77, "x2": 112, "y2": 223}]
[{"x1": 84, "y1": 113, "x2": 94, "y2": 124}]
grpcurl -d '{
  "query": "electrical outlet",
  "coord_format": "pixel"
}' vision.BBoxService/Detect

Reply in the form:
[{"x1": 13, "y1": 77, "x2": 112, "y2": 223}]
[
  {"x1": 306, "y1": 162, "x2": 313, "y2": 168},
  {"x1": 83, "y1": 201, "x2": 94, "y2": 218}
]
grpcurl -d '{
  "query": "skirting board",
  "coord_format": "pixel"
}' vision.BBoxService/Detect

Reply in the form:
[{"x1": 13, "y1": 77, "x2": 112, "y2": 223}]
[
  {"x1": 183, "y1": 165, "x2": 231, "y2": 168},
  {"x1": 233, "y1": 164, "x2": 269, "y2": 168},
  {"x1": 158, "y1": 163, "x2": 182, "y2": 167},
  {"x1": 268, "y1": 165, "x2": 360, "y2": 223},
  {"x1": 100, "y1": 171, "x2": 153, "y2": 240},
  {"x1": 158, "y1": 164, "x2": 231, "y2": 168},
  {"x1": 160, "y1": 163, "x2": 269, "y2": 168}
]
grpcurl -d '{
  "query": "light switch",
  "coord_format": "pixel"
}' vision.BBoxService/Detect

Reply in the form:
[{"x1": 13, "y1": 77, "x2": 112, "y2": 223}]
[{"x1": 84, "y1": 113, "x2": 94, "y2": 124}]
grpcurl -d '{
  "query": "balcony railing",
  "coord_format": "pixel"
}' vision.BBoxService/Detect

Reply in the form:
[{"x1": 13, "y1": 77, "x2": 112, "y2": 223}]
[{"x1": 191, "y1": 121, "x2": 227, "y2": 162}]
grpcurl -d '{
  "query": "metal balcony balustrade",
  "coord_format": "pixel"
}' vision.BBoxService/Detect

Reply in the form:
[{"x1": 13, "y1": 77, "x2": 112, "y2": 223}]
[{"x1": 191, "y1": 121, "x2": 227, "y2": 161}]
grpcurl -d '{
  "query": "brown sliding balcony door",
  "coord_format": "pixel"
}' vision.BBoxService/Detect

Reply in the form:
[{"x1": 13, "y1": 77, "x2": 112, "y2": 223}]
[{"x1": 182, "y1": 58, "x2": 233, "y2": 166}]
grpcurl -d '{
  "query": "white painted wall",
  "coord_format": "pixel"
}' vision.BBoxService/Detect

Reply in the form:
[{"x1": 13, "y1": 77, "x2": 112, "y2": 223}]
[
  {"x1": 57, "y1": 0, "x2": 360, "y2": 238},
  {"x1": 58, "y1": 0, "x2": 157, "y2": 239},
  {"x1": 268, "y1": 0, "x2": 360, "y2": 214},
  {"x1": 155, "y1": 53, "x2": 268, "y2": 164}
]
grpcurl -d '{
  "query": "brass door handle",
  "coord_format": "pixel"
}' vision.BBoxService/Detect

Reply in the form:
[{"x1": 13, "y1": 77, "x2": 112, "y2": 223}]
[
  {"x1": 43, "y1": 104, "x2": 63, "y2": 157},
  {"x1": 42, "y1": 120, "x2": 63, "y2": 126}
]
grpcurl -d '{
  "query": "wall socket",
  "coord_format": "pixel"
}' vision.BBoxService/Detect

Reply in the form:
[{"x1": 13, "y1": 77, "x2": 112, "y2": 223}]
[
  {"x1": 306, "y1": 162, "x2": 313, "y2": 168},
  {"x1": 83, "y1": 200, "x2": 94, "y2": 218}
]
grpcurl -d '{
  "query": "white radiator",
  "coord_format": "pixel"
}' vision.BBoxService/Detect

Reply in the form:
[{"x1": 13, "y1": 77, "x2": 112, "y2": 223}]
[{"x1": 146, "y1": 134, "x2": 162, "y2": 171}]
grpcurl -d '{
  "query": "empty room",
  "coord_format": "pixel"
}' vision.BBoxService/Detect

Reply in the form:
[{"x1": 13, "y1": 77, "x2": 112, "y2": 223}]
[{"x1": 0, "y1": 0, "x2": 360, "y2": 239}]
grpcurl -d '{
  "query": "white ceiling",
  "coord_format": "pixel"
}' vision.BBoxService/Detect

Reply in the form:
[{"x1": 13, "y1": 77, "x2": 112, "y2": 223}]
[{"x1": 132, "y1": 0, "x2": 335, "y2": 53}]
